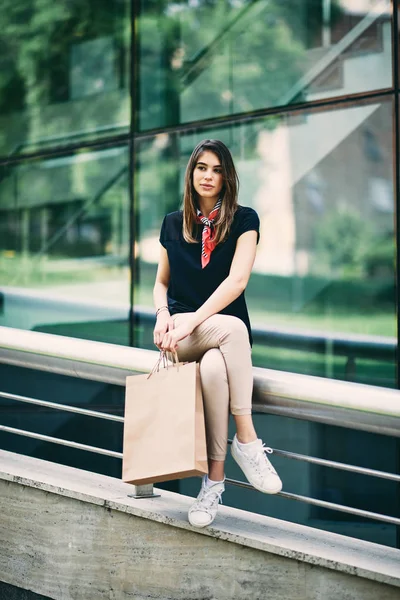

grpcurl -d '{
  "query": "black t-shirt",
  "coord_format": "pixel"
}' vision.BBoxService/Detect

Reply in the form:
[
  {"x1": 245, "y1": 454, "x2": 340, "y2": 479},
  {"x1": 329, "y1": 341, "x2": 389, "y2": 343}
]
[{"x1": 159, "y1": 205, "x2": 260, "y2": 345}]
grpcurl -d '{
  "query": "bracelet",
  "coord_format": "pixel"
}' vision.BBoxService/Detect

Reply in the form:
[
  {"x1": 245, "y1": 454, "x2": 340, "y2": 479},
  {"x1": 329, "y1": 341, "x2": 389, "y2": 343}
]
[{"x1": 156, "y1": 306, "x2": 169, "y2": 316}]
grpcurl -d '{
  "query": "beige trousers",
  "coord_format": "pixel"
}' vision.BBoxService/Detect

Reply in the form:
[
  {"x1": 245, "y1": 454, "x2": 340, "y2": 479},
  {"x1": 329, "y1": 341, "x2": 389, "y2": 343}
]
[{"x1": 172, "y1": 313, "x2": 253, "y2": 461}]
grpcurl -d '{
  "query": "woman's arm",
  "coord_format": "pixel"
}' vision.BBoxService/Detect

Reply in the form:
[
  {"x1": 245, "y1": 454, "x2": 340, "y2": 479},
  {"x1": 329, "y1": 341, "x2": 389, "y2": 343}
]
[
  {"x1": 161, "y1": 230, "x2": 257, "y2": 350},
  {"x1": 153, "y1": 246, "x2": 170, "y2": 310},
  {"x1": 153, "y1": 246, "x2": 174, "y2": 348},
  {"x1": 192, "y1": 229, "x2": 257, "y2": 327}
]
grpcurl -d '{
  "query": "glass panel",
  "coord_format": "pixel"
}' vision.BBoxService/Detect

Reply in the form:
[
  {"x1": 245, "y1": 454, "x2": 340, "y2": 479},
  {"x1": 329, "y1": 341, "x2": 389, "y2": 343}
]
[
  {"x1": 138, "y1": 0, "x2": 392, "y2": 131},
  {"x1": 0, "y1": 0, "x2": 130, "y2": 156},
  {"x1": 135, "y1": 97, "x2": 396, "y2": 387},
  {"x1": 0, "y1": 146, "x2": 130, "y2": 345}
]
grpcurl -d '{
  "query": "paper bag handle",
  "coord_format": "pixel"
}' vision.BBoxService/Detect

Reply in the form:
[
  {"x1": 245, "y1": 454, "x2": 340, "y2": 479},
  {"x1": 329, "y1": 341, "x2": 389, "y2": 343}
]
[{"x1": 147, "y1": 350, "x2": 179, "y2": 379}]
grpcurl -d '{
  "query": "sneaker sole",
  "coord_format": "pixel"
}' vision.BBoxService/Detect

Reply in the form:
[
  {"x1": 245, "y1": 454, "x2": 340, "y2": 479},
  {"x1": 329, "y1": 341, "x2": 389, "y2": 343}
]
[
  {"x1": 188, "y1": 515, "x2": 214, "y2": 528},
  {"x1": 231, "y1": 445, "x2": 283, "y2": 495}
]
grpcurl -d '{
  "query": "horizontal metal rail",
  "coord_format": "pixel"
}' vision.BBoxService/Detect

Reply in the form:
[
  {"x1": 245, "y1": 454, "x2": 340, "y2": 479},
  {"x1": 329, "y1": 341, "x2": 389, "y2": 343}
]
[
  {"x1": 225, "y1": 478, "x2": 400, "y2": 527},
  {"x1": 3, "y1": 421, "x2": 398, "y2": 526},
  {"x1": 271, "y1": 447, "x2": 400, "y2": 482},
  {"x1": 229, "y1": 439, "x2": 400, "y2": 483},
  {"x1": 3, "y1": 390, "x2": 399, "y2": 483},
  {"x1": 0, "y1": 391, "x2": 124, "y2": 423},
  {"x1": 0, "y1": 326, "x2": 399, "y2": 437},
  {"x1": 0, "y1": 424, "x2": 122, "y2": 459}
]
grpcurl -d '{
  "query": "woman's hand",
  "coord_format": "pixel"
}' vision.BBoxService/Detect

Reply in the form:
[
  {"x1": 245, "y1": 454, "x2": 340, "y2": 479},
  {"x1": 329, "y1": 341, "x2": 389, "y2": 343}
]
[
  {"x1": 153, "y1": 311, "x2": 174, "y2": 349},
  {"x1": 161, "y1": 316, "x2": 196, "y2": 352}
]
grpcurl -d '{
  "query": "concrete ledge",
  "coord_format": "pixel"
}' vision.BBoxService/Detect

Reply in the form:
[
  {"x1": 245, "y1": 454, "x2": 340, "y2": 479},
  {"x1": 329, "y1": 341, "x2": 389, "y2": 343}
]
[{"x1": 0, "y1": 449, "x2": 399, "y2": 600}]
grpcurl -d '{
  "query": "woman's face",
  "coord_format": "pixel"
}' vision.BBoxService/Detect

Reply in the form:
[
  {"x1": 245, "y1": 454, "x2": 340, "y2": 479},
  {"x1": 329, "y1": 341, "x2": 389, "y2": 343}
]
[{"x1": 192, "y1": 151, "x2": 224, "y2": 204}]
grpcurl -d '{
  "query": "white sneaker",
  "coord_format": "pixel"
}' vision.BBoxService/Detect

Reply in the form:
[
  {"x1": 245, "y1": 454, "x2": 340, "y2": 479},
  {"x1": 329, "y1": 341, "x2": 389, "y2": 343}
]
[
  {"x1": 188, "y1": 476, "x2": 225, "y2": 528},
  {"x1": 231, "y1": 434, "x2": 282, "y2": 494}
]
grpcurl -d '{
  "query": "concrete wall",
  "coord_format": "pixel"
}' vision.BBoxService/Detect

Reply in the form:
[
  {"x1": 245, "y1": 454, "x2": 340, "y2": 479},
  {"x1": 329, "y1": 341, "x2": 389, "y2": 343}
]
[{"x1": 0, "y1": 450, "x2": 399, "y2": 600}]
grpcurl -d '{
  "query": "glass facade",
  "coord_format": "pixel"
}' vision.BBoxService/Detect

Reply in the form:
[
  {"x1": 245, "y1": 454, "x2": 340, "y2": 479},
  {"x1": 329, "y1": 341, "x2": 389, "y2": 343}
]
[
  {"x1": 0, "y1": 0, "x2": 130, "y2": 155},
  {"x1": 0, "y1": 0, "x2": 398, "y2": 547},
  {"x1": 138, "y1": 0, "x2": 393, "y2": 129},
  {"x1": 0, "y1": 146, "x2": 131, "y2": 344}
]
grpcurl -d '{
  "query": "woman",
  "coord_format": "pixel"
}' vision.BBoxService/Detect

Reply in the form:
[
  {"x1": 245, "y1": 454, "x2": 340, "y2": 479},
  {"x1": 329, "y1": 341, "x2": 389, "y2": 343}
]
[{"x1": 153, "y1": 139, "x2": 282, "y2": 528}]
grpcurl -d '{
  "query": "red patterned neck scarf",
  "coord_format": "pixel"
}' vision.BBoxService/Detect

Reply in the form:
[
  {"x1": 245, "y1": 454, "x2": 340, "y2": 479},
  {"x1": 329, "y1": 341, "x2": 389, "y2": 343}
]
[{"x1": 195, "y1": 199, "x2": 222, "y2": 268}]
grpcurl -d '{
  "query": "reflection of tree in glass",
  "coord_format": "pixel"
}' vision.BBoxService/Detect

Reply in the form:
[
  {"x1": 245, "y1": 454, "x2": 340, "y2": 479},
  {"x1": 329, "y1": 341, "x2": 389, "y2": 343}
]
[
  {"x1": 139, "y1": 0, "x2": 343, "y2": 128},
  {"x1": 0, "y1": 0, "x2": 128, "y2": 153},
  {"x1": 0, "y1": 0, "x2": 131, "y2": 281},
  {"x1": 137, "y1": 0, "x2": 343, "y2": 232},
  {"x1": 313, "y1": 207, "x2": 372, "y2": 278}
]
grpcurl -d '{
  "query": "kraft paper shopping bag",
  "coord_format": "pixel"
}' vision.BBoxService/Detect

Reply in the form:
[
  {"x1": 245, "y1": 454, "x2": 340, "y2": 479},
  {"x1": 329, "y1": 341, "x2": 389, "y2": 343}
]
[{"x1": 122, "y1": 354, "x2": 208, "y2": 485}]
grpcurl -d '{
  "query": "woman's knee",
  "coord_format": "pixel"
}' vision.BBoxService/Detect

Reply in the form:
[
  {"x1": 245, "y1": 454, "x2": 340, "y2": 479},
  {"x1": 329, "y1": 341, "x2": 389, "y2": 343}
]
[
  {"x1": 217, "y1": 315, "x2": 249, "y2": 344},
  {"x1": 199, "y1": 349, "x2": 227, "y2": 383}
]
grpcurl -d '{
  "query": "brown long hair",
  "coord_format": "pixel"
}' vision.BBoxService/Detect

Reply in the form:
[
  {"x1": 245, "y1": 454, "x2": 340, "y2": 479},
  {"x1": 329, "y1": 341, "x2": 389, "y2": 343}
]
[{"x1": 182, "y1": 139, "x2": 239, "y2": 244}]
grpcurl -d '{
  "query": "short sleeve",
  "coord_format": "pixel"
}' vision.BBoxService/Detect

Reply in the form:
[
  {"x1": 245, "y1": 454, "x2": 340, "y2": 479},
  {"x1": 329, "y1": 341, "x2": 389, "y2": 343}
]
[
  {"x1": 236, "y1": 207, "x2": 260, "y2": 244},
  {"x1": 159, "y1": 216, "x2": 167, "y2": 248}
]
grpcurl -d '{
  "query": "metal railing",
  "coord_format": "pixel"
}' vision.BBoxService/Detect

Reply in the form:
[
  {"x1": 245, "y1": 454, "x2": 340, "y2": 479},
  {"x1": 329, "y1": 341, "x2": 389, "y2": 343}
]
[
  {"x1": 0, "y1": 287, "x2": 396, "y2": 382},
  {"x1": 0, "y1": 325, "x2": 399, "y2": 520}
]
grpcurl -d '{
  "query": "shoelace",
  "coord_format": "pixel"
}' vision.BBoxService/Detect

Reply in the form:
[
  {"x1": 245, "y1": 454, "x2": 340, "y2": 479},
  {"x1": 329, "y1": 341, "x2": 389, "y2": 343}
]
[
  {"x1": 248, "y1": 443, "x2": 277, "y2": 475},
  {"x1": 193, "y1": 486, "x2": 224, "y2": 515}
]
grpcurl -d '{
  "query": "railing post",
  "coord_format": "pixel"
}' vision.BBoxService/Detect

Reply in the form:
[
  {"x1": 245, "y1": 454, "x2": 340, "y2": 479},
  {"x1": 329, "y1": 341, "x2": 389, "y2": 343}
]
[
  {"x1": 128, "y1": 484, "x2": 159, "y2": 499},
  {"x1": 345, "y1": 355, "x2": 356, "y2": 381}
]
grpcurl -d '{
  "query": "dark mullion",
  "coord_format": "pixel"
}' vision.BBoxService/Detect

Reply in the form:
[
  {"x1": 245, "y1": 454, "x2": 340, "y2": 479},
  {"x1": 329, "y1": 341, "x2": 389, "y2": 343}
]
[
  {"x1": 0, "y1": 88, "x2": 395, "y2": 168},
  {"x1": 391, "y1": 0, "x2": 400, "y2": 550},
  {"x1": 1, "y1": 87, "x2": 396, "y2": 169},
  {"x1": 132, "y1": 87, "x2": 395, "y2": 141},
  {"x1": 128, "y1": 0, "x2": 139, "y2": 348},
  {"x1": 392, "y1": 1, "x2": 400, "y2": 385},
  {"x1": 0, "y1": 134, "x2": 130, "y2": 168}
]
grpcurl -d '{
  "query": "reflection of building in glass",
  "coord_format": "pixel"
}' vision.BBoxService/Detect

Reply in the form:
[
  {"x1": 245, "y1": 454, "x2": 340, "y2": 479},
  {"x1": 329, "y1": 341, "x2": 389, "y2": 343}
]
[{"x1": 253, "y1": 125, "x2": 296, "y2": 276}]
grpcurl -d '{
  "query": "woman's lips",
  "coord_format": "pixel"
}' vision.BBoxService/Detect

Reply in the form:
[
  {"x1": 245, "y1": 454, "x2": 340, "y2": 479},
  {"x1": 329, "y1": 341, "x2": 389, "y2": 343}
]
[{"x1": 201, "y1": 185, "x2": 213, "y2": 189}]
